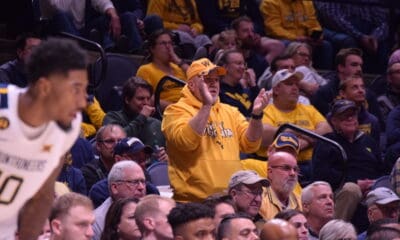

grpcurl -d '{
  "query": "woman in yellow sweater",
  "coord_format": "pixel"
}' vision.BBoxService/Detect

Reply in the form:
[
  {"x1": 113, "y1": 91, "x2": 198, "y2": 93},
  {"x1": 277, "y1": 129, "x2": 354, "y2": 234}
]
[{"x1": 136, "y1": 29, "x2": 188, "y2": 111}]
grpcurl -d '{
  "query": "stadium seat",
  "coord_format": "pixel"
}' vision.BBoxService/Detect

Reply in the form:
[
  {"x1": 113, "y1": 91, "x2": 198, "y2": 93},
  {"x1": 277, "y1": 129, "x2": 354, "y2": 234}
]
[{"x1": 147, "y1": 162, "x2": 170, "y2": 186}]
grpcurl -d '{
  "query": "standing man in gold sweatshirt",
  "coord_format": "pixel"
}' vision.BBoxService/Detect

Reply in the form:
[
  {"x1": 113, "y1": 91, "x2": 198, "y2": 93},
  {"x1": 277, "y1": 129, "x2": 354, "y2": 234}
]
[{"x1": 162, "y1": 58, "x2": 270, "y2": 202}]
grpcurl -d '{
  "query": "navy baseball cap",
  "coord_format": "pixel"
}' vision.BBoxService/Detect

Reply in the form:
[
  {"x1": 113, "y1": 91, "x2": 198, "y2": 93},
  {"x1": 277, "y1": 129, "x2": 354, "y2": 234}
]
[
  {"x1": 113, "y1": 137, "x2": 153, "y2": 156},
  {"x1": 330, "y1": 99, "x2": 358, "y2": 117}
]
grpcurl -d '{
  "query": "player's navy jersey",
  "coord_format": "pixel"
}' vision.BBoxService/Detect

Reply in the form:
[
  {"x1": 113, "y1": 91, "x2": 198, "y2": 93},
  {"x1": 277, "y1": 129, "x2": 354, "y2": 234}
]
[{"x1": 0, "y1": 84, "x2": 81, "y2": 239}]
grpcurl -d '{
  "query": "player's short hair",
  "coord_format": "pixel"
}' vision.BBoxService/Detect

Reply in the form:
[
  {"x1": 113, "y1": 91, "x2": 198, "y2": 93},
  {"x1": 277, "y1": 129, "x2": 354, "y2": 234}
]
[
  {"x1": 49, "y1": 192, "x2": 93, "y2": 223},
  {"x1": 26, "y1": 37, "x2": 88, "y2": 84},
  {"x1": 168, "y1": 202, "x2": 214, "y2": 235}
]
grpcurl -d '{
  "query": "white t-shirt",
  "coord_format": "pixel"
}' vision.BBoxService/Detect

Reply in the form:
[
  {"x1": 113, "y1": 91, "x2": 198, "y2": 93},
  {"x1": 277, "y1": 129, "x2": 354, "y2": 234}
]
[{"x1": 0, "y1": 84, "x2": 81, "y2": 239}]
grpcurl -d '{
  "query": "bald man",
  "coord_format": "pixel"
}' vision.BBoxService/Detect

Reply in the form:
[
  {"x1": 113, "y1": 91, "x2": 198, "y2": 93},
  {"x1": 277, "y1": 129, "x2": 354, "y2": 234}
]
[{"x1": 260, "y1": 152, "x2": 302, "y2": 220}]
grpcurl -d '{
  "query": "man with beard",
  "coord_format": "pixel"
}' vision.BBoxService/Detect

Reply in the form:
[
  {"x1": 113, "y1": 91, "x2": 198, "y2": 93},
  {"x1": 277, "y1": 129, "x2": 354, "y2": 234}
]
[
  {"x1": 231, "y1": 16, "x2": 284, "y2": 78},
  {"x1": 301, "y1": 181, "x2": 335, "y2": 240},
  {"x1": 228, "y1": 170, "x2": 270, "y2": 229},
  {"x1": 259, "y1": 152, "x2": 302, "y2": 220},
  {"x1": 261, "y1": 69, "x2": 332, "y2": 184}
]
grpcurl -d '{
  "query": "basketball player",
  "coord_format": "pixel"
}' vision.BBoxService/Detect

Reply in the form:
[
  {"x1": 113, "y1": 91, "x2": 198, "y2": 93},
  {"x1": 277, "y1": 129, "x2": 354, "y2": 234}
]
[{"x1": 0, "y1": 38, "x2": 88, "y2": 240}]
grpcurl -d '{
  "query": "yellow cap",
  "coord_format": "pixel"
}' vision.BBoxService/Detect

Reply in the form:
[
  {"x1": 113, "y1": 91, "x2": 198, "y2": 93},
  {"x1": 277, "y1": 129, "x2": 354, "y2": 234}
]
[{"x1": 186, "y1": 58, "x2": 226, "y2": 80}]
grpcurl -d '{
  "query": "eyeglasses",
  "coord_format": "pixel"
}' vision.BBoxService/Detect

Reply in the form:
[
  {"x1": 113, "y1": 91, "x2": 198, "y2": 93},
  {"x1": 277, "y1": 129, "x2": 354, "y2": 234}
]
[
  {"x1": 238, "y1": 188, "x2": 263, "y2": 199},
  {"x1": 98, "y1": 138, "x2": 123, "y2": 147},
  {"x1": 228, "y1": 61, "x2": 247, "y2": 68},
  {"x1": 116, "y1": 179, "x2": 146, "y2": 187},
  {"x1": 296, "y1": 51, "x2": 310, "y2": 58},
  {"x1": 156, "y1": 41, "x2": 173, "y2": 46},
  {"x1": 336, "y1": 112, "x2": 357, "y2": 121},
  {"x1": 269, "y1": 165, "x2": 300, "y2": 173}
]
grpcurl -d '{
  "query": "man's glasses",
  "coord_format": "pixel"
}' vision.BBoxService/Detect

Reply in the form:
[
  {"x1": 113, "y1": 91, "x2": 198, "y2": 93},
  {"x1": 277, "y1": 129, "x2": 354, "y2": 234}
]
[
  {"x1": 269, "y1": 165, "x2": 300, "y2": 174},
  {"x1": 238, "y1": 189, "x2": 263, "y2": 199},
  {"x1": 116, "y1": 179, "x2": 146, "y2": 187},
  {"x1": 98, "y1": 138, "x2": 123, "y2": 147}
]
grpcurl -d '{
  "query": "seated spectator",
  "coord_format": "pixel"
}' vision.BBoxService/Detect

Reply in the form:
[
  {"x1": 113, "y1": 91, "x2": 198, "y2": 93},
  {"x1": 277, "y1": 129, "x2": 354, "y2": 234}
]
[
  {"x1": 39, "y1": 0, "x2": 162, "y2": 52},
  {"x1": 196, "y1": 0, "x2": 264, "y2": 37},
  {"x1": 301, "y1": 181, "x2": 335, "y2": 239},
  {"x1": 260, "y1": 152, "x2": 302, "y2": 220},
  {"x1": 103, "y1": 76, "x2": 166, "y2": 150},
  {"x1": 92, "y1": 161, "x2": 146, "y2": 240},
  {"x1": 366, "y1": 218, "x2": 400, "y2": 240},
  {"x1": 212, "y1": 30, "x2": 239, "y2": 63},
  {"x1": 257, "y1": 54, "x2": 311, "y2": 105},
  {"x1": 161, "y1": 58, "x2": 270, "y2": 202},
  {"x1": 312, "y1": 100, "x2": 384, "y2": 222},
  {"x1": 284, "y1": 42, "x2": 328, "y2": 97},
  {"x1": 135, "y1": 195, "x2": 176, "y2": 240},
  {"x1": 274, "y1": 209, "x2": 308, "y2": 240},
  {"x1": 227, "y1": 170, "x2": 269, "y2": 229},
  {"x1": 378, "y1": 62, "x2": 400, "y2": 123},
  {"x1": 231, "y1": 16, "x2": 284, "y2": 78},
  {"x1": 260, "y1": 69, "x2": 332, "y2": 182},
  {"x1": 0, "y1": 32, "x2": 41, "y2": 87},
  {"x1": 319, "y1": 219, "x2": 357, "y2": 240},
  {"x1": 146, "y1": 0, "x2": 212, "y2": 59},
  {"x1": 314, "y1": 1, "x2": 390, "y2": 74},
  {"x1": 259, "y1": 219, "x2": 297, "y2": 240},
  {"x1": 81, "y1": 96, "x2": 106, "y2": 138},
  {"x1": 70, "y1": 136, "x2": 95, "y2": 169},
  {"x1": 217, "y1": 49, "x2": 259, "y2": 117},
  {"x1": 88, "y1": 138, "x2": 160, "y2": 207},
  {"x1": 337, "y1": 76, "x2": 381, "y2": 144},
  {"x1": 259, "y1": 0, "x2": 333, "y2": 69},
  {"x1": 217, "y1": 213, "x2": 259, "y2": 240},
  {"x1": 358, "y1": 187, "x2": 400, "y2": 240},
  {"x1": 389, "y1": 49, "x2": 400, "y2": 66},
  {"x1": 57, "y1": 151, "x2": 87, "y2": 195},
  {"x1": 168, "y1": 202, "x2": 215, "y2": 239},
  {"x1": 100, "y1": 197, "x2": 141, "y2": 240},
  {"x1": 48, "y1": 192, "x2": 95, "y2": 240},
  {"x1": 203, "y1": 194, "x2": 236, "y2": 229},
  {"x1": 81, "y1": 124, "x2": 126, "y2": 190},
  {"x1": 386, "y1": 106, "x2": 400, "y2": 169},
  {"x1": 311, "y1": 48, "x2": 383, "y2": 126},
  {"x1": 136, "y1": 29, "x2": 188, "y2": 110}
]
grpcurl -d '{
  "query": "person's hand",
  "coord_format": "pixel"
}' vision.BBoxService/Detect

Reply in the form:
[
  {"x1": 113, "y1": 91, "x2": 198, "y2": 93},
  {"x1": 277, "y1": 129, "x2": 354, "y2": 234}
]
[
  {"x1": 242, "y1": 68, "x2": 256, "y2": 88},
  {"x1": 190, "y1": 28, "x2": 198, "y2": 37},
  {"x1": 168, "y1": 46, "x2": 181, "y2": 64},
  {"x1": 357, "y1": 179, "x2": 375, "y2": 195},
  {"x1": 155, "y1": 146, "x2": 169, "y2": 162},
  {"x1": 136, "y1": 19, "x2": 144, "y2": 30},
  {"x1": 300, "y1": 81, "x2": 319, "y2": 96},
  {"x1": 140, "y1": 105, "x2": 155, "y2": 117},
  {"x1": 360, "y1": 35, "x2": 378, "y2": 54},
  {"x1": 177, "y1": 24, "x2": 192, "y2": 33},
  {"x1": 252, "y1": 88, "x2": 271, "y2": 115},
  {"x1": 109, "y1": 15, "x2": 121, "y2": 40},
  {"x1": 197, "y1": 76, "x2": 216, "y2": 106}
]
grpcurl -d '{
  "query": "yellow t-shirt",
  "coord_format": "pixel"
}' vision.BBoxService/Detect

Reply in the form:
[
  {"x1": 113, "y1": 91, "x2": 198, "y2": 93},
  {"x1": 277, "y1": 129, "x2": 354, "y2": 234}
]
[
  {"x1": 258, "y1": 103, "x2": 327, "y2": 161},
  {"x1": 136, "y1": 63, "x2": 187, "y2": 103}
]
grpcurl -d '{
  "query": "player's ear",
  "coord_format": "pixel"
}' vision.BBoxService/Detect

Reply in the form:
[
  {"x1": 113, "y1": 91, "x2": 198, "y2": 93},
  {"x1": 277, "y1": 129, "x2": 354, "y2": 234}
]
[{"x1": 35, "y1": 76, "x2": 52, "y2": 97}]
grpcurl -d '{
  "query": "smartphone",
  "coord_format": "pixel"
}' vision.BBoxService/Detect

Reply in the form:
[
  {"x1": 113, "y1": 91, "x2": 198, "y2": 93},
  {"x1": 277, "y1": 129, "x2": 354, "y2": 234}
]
[{"x1": 310, "y1": 30, "x2": 322, "y2": 40}]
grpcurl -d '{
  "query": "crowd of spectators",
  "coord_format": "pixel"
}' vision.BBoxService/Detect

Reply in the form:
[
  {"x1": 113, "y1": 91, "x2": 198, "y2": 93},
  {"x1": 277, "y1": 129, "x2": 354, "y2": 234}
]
[{"x1": 4, "y1": 0, "x2": 400, "y2": 239}]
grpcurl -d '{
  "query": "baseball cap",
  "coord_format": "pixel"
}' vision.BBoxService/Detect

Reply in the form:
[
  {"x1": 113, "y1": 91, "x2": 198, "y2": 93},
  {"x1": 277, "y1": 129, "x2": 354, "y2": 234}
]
[
  {"x1": 228, "y1": 170, "x2": 270, "y2": 189},
  {"x1": 271, "y1": 69, "x2": 303, "y2": 88},
  {"x1": 113, "y1": 137, "x2": 153, "y2": 156},
  {"x1": 272, "y1": 132, "x2": 300, "y2": 154},
  {"x1": 365, "y1": 187, "x2": 400, "y2": 207},
  {"x1": 186, "y1": 58, "x2": 226, "y2": 80},
  {"x1": 330, "y1": 99, "x2": 358, "y2": 117}
]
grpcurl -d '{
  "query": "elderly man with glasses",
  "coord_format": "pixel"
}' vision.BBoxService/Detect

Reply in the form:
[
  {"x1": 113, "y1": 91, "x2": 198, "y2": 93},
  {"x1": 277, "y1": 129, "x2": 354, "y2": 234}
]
[
  {"x1": 228, "y1": 170, "x2": 270, "y2": 229},
  {"x1": 92, "y1": 160, "x2": 147, "y2": 240},
  {"x1": 259, "y1": 151, "x2": 302, "y2": 220}
]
